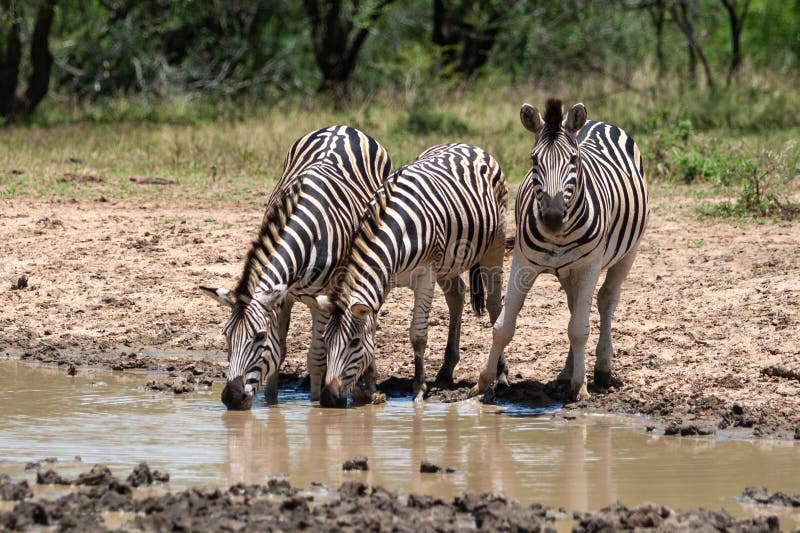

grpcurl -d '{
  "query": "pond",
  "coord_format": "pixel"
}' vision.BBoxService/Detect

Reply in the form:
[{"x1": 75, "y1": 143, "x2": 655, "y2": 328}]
[{"x1": 0, "y1": 359, "x2": 797, "y2": 527}]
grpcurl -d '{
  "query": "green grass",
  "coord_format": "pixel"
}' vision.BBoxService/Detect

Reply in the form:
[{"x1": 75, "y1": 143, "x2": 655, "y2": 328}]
[{"x1": 1, "y1": 75, "x2": 798, "y2": 218}]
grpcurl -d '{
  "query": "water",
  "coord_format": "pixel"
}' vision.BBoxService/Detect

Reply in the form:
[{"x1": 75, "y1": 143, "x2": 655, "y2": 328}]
[{"x1": 0, "y1": 360, "x2": 798, "y2": 527}]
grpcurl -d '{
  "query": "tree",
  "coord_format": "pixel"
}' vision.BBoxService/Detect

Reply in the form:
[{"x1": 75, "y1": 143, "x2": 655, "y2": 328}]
[
  {"x1": 720, "y1": 0, "x2": 750, "y2": 85},
  {"x1": 671, "y1": 0, "x2": 715, "y2": 89},
  {"x1": 432, "y1": 0, "x2": 506, "y2": 77},
  {"x1": 303, "y1": 0, "x2": 394, "y2": 98},
  {"x1": 0, "y1": 0, "x2": 57, "y2": 121}
]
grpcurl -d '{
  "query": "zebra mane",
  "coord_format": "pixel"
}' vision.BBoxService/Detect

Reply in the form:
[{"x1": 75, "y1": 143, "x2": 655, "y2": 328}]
[
  {"x1": 233, "y1": 177, "x2": 305, "y2": 304},
  {"x1": 542, "y1": 98, "x2": 564, "y2": 144},
  {"x1": 328, "y1": 169, "x2": 402, "y2": 311}
]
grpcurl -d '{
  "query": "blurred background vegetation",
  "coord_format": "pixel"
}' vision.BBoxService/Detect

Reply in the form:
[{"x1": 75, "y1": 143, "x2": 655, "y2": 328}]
[{"x1": 0, "y1": 0, "x2": 798, "y2": 218}]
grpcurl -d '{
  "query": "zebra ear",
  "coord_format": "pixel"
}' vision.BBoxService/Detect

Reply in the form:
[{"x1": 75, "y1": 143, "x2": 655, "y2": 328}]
[
  {"x1": 199, "y1": 286, "x2": 237, "y2": 308},
  {"x1": 256, "y1": 284, "x2": 288, "y2": 309},
  {"x1": 565, "y1": 103, "x2": 587, "y2": 135},
  {"x1": 350, "y1": 303, "x2": 372, "y2": 320},
  {"x1": 520, "y1": 103, "x2": 544, "y2": 135}
]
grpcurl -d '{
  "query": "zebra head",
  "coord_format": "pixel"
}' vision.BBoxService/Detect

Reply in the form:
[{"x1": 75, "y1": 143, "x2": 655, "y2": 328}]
[
  {"x1": 200, "y1": 284, "x2": 288, "y2": 410},
  {"x1": 520, "y1": 98, "x2": 588, "y2": 234},
  {"x1": 319, "y1": 300, "x2": 376, "y2": 408}
]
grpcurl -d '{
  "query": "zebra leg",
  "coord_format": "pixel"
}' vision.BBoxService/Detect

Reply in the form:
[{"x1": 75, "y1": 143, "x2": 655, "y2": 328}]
[
  {"x1": 265, "y1": 299, "x2": 293, "y2": 404},
  {"x1": 556, "y1": 276, "x2": 576, "y2": 383},
  {"x1": 482, "y1": 239, "x2": 508, "y2": 386},
  {"x1": 595, "y1": 249, "x2": 638, "y2": 388},
  {"x1": 434, "y1": 276, "x2": 465, "y2": 386},
  {"x1": 410, "y1": 271, "x2": 436, "y2": 402},
  {"x1": 471, "y1": 254, "x2": 537, "y2": 396},
  {"x1": 566, "y1": 264, "x2": 602, "y2": 401},
  {"x1": 306, "y1": 307, "x2": 328, "y2": 402}
]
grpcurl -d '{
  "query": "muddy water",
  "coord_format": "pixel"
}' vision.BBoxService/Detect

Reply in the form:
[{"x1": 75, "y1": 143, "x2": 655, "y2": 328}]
[{"x1": 1, "y1": 360, "x2": 798, "y2": 526}]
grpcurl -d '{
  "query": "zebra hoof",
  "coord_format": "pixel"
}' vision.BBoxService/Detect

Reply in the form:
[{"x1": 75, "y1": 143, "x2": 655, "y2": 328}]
[
  {"x1": 594, "y1": 370, "x2": 613, "y2": 389},
  {"x1": 571, "y1": 380, "x2": 590, "y2": 402}
]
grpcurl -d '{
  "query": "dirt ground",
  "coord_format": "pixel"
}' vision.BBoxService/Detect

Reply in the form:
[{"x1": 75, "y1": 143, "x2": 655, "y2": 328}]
[{"x1": 1, "y1": 193, "x2": 798, "y2": 438}]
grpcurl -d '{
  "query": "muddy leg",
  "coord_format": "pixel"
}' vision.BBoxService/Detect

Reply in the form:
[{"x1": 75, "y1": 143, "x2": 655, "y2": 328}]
[
  {"x1": 410, "y1": 271, "x2": 436, "y2": 402},
  {"x1": 306, "y1": 308, "x2": 327, "y2": 402},
  {"x1": 482, "y1": 240, "x2": 507, "y2": 385},
  {"x1": 471, "y1": 253, "x2": 537, "y2": 396},
  {"x1": 265, "y1": 300, "x2": 293, "y2": 404},
  {"x1": 595, "y1": 249, "x2": 638, "y2": 388},
  {"x1": 434, "y1": 276, "x2": 465, "y2": 386}
]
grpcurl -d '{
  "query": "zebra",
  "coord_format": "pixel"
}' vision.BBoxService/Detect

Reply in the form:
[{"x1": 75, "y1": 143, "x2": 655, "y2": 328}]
[
  {"x1": 200, "y1": 125, "x2": 392, "y2": 410},
  {"x1": 316, "y1": 142, "x2": 508, "y2": 407},
  {"x1": 472, "y1": 98, "x2": 649, "y2": 401}
]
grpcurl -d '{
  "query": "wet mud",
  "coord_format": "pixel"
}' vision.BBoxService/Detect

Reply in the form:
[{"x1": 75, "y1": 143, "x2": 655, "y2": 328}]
[{"x1": 1, "y1": 464, "x2": 790, "y2": 532}]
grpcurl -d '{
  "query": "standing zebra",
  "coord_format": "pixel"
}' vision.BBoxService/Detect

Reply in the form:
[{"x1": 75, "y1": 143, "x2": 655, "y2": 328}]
[
  {"x1": 472, "y1": 99, "x2": 648, "y2": 401},
  {"x1": 317, "y1": 143, "x2": 508, "y2": 407},
  {"x1": 200, "y1": 125, "x2": 391, "y2": 410}
]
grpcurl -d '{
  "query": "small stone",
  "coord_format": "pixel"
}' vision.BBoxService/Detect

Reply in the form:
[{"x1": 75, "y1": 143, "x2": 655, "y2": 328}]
[{"x1": 342, "y1": 457, "x2": 368, "y2": 471}]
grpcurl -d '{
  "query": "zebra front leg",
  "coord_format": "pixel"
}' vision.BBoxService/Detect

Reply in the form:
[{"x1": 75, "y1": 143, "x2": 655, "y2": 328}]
[
  {"x1": 265, "y1": 299, "x2": 293, "y2": 404},
  {"x1": 471, "y1": 255, "x2": 537, "y2": 396},
  {"x1": 595, "y1": 249, "x2": 638, "y2": 388},
  {"x1": 306, "y1": 308, "x2": 327, "y2": 402},
  {"x1": 410, "y1": 271, "x2": 436, "y2": 402},
  {"x1": 566, "y1": 264, "x2": 601, "y2": 401},
  {"x1": 482, "y1": 240, "x2": 508, "y2": 385},
  {"x1": 434, "y1": 276, "x2": 465, "y2": 386},
  {"x1": 556, "y1": 276, "x2": 576, "y2": 383}
]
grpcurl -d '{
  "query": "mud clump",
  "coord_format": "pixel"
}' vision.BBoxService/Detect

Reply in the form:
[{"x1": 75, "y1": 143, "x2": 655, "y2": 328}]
[
  {"x1": 573, "y1": 502, "x2": 780, "y2": 532},
  {"x1": 342, "y1": 457, "x2": 369, "y2": 471},
  {"x1": 36, "y1": 470, "x2": 70, "y2": 485},
  {"x1": 126, "y1": 462, "x2": 170, "y2": 487},
  {"x1": 0, "y1": 475, "x2": 32, "y2": 501},
  {"x1": 664, "y1": 418, "x2": 716, "y2": 436},
  {"x1": 741, "y1": 487, "x2": 800, "y2": 507},
  {"x1": 420, "y1": 460, "x2": 456, "y2": 474},
  {"x1": 146, "y1": 376, "x2": 195, "y2": 394}
]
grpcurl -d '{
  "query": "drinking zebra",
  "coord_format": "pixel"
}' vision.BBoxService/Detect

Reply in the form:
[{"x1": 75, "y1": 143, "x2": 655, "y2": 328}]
[
  {"x1": 200, "y1": 125, "x2": 391, "y2": 409},
  {"x1": 317, "y1": 143, "x2": 508, "y2": 407},
  {"x1": 472, "y1": 98, "x2": 648, "y2": 401}
]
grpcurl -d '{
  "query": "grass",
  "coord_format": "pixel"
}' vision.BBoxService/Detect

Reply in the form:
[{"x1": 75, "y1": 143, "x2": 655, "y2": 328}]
[{"x1": 1, "y1": 74, "x2": 798, "y2": 218}]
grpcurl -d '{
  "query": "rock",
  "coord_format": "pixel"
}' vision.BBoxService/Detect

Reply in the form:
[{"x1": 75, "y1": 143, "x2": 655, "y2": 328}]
[
  {"x1": 0, "y1": 474, "x2": 33, "y2": 500},
  {"x1": 664, "y1": 419, "x2": 715, "y2": 436},
  {"x1": 75, "y1": 464, "x2": 116, "y2": 486},
  {"x1": 36, "y1": 470, "x2": 70, "y2": 485},
  {"x1": 741, "y1": 487, "x2": 800, "y2": 507},
  {"x1": 127, "y1": 462, "x2": 170, "y2": 487},
  {"x1": 342, "y1": 457, "x2": 369, "y2": 471},
  {"x1": 11, "y1": 275, "x2": 28, "y2": 290},
  {"x1": 419, "y1": 460, "x2": 456, "y2": 474}
]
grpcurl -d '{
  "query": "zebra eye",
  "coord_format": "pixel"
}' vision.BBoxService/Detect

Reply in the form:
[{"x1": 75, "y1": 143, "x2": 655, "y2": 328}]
[
  {"x1": 253, "y1": 330, "x2": 267, "y2": 343},
  {"x1": 348, "y1": 338, "x2": 360, "y2": 348},
  {"x1": 531, "y1": 154, "x2": 538, "y2": 166},
  {"x1": 570, "y1": 154, "x2": 579, "y2": 165}
]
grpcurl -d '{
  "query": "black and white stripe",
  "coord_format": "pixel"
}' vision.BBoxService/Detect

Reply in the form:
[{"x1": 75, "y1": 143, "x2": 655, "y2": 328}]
[
  {"x1": 319, "y1": 142, "x2": 508, "y2": 407},
  {"x1": 474, "y1": 98, "x2": 649, "y2": 401},
  {"x1": 201, "y1": 125, "x2": 391, "y2": 409}
]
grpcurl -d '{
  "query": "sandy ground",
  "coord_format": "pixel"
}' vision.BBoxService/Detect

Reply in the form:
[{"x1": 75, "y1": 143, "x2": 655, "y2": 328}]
[{"x1": 1, "y1": 193, "x2": 798, "y2": 438}]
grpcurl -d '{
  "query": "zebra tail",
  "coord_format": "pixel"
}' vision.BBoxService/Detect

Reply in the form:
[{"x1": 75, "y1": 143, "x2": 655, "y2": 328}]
[{"x1": 469, "y1": 264, "x2": 485, "y2": 316}]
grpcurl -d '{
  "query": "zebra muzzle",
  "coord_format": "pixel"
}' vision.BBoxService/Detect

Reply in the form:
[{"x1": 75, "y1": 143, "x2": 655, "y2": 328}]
[
  {"x1": 320, "y1": 377, "x2": 347, "y2": 408},
  {"x1": 540, "y1": 192, "x2": 567, "y2": 233},
  {"x1": 221, "y1": 376, "x2": 254, "y2": 410}
]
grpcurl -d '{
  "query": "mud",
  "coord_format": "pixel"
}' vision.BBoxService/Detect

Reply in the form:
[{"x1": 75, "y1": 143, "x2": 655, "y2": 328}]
[
  {"x1": 573, "y1": 502, "x2": 781, "y2": 533},
  {"x1": 741, "y1": 487, "x2": 800, "y2": 508},
  {"x1": 1, "y1": 196, "x2": 799, "y2": 438},
  {"x1": 3, "y1": 464, "x2": 792, "y2": 532}
]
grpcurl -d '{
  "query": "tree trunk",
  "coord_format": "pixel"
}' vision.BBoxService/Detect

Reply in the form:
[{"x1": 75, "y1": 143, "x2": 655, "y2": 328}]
[
  {"x1": 432, "y1": 0, "x2": 504, "y2": 77},
  {"x1": 304, "y1": 0, "x2": 394, "y2": 100},
  {"x1": 720, "y1": 0, "x2": 750, "y2": 86},
  {"x1": 0, "y1": 0, "x2": 22, "y2": 118},
  {"x1": 649, "y1": 0, "x2": 665, "y2": 86},
  {"x1": 24, "y1": 0, "x2": 57, "y2": 115}
]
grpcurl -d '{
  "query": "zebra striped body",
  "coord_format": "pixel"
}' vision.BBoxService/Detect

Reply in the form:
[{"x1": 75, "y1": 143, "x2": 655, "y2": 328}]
[
  {"x1": 320, "y1": 143, "x2": 508, "y2": 407},
  {"x1": 201, "y1": 125, "x2": 391, "y2": 409},
  {"x1": 473, "y1": 99, "x2": 648, "y2": 401}
]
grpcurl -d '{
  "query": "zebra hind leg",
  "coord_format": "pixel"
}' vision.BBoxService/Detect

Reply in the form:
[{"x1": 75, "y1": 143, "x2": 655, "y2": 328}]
[
  {"x1": 595, "y1": 249, "x2": 638, "y2": 388},
  {"x1": 306, "y1": 308, "x2": 327, "y2": 402},
  {"x1": 434, "y1": 276, "x2": 465, "y2": 387}
]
